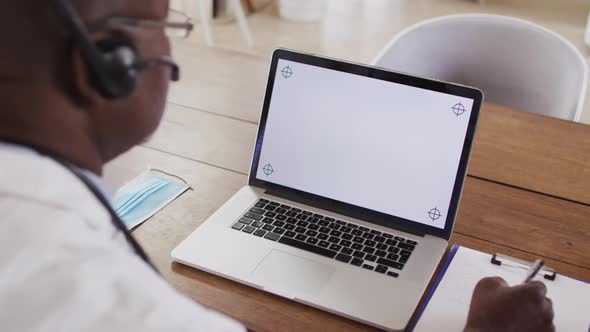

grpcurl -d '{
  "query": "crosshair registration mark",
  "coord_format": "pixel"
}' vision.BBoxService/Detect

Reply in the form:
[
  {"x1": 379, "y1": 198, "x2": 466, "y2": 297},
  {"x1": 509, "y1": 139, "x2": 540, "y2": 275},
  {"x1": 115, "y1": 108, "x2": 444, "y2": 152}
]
[
  {"x1": 281, "y1": 66, "x2": 293, "y2": 79},
  {"x1": 262, "y1": 163, "x2": 274, "y2": 176},
  {"x1": 428, "y1": 207, "x2": 442, "y2": 222},
  {"x1": 452, "y1": 102, "x2": 466, "y2": 117}
]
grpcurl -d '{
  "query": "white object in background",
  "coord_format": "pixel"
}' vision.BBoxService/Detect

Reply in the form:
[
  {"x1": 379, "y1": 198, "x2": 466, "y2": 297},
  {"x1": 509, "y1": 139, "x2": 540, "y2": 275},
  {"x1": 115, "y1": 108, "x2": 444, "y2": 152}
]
[
  {"x1": 585, "y1": 11, "x2": 590, "y2": 48},
  {"x1": 373, "y1": 14, "x2": 588, "y2": 122},
  {"x1": 184, "y1": 0, "x2": 253, "y2": 47},
  {"x1": 278, "y1": 0, "x2": 327, "y2": 22},
  {"x1": 414, "y1": 246, "x2": 590, "y2": 331}
]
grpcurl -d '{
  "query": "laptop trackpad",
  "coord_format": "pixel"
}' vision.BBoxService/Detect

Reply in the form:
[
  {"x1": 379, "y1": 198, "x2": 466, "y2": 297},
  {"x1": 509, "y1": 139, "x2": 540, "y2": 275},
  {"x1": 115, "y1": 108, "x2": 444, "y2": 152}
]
[{"x1": 251, "y1": 250, "x2": 335, "y2": 296}]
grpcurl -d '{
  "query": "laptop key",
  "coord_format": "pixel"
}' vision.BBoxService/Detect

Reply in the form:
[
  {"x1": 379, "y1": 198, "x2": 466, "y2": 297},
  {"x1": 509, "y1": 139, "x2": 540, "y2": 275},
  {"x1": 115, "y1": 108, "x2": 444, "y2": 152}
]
[
  {"x1": 340, "y1": 227, "x2": 352, "y2": 234},
  {"x1": 362, "y1": 233, "x2": 374, "y2": 240},
  {"x1": 259, "y1": 199, "x2": 270, "y2": 203},
  {"x1": 284, "y1": 224, "x2": 295, "y2": 231},
  {"x1": 328, "y1": 236, "x2": 340, "y2": 244},
  {"x1": 375, "y1": 265, "x2": 388, "y2": 274},
  {"x1": 335, "y1": 253, "x2": 352, "y2": 263},
  {"x1": 363, "y1": 247, "x2": 375, "y2": 254},
  {"x1": 264, "y1": 232, "x2": 280, "y2": 241},
  {"x1": 244, "y1": 212, "x2": 263, "y2": 221},
  {"x1": 249, "y1": 207, "x2": 266, "y2": 215},
  {"x1": 291, "y1": 208, "x2": 302, "y2": 213},
  {"x1": 275, "y1": 208, "x2": 288, "y2": 215},
  {"x1": 308, "y1": 224, "x2": 320, "y2": 231},
  {"x1": 319, "y1": 227, "x2": 330, "y2": 234},
  {"x1": 254, "y1": 201, "x2": 266, "y2": 208},
  {"x1": 358, "y1": 226, "x2": 369, "y2": 232},
  {"x1": 386, "y1": 239, "x2": 398, "y2": 246},
  {"x1": 238, "y1": 217, "x2": 254, "y2": 225},
  {"x1": 399, "y1": 256, "x2": 409, "y2": 264},
  {"x1": 387, "y1": 271, "x2": 399, "y2": 278},
  {"x1": 362, "y1": 264, "x2": 374, "y2": 271},
  {"x1": 269, "y1": 201, "x2": 280, "y2": 206},
  {"x1": 286, "y1": 217, "x2": 298, "y2": 224},
  {"x1": 280, "y1": 204, "x2": 291, "y2": 209},
  {"x1": 313, "y1": 213, "x2": 324, "y2": 219},
  {"x1": 318, "y1": 233, "x2": 329, "y2": 240},
  {"x1": 305, "y1": 230, "x2": 318, "y2": 237},
  {"x1": 296, "y1": 220, "x2": 309, "y2": 227},
  {"x1": 285, "y1": 231, "x2": 296, "y2": 238},
  {"x1": 352, "y1": 229, "x2": 363, "y2": 236},
  {"x1": 302, "y1": 211, "x2": 313, "y2": 216},
  {"x1": 329, "y1": 244, "x2": 342, "y2": 252},
  {"x1": 388, "y1": 246, "x2": 400, "y2": 254},
  {"x1": 351, "y1": 258, "x2": 363, "y2": 266},
  {"x1": 295, "y1": 234, "x2": 307, "y2": 242},
  {"x1": 295, "y1": 226, "x2": 306, "y2": 233},
  {"x1": 318, "y1": 240, "x2": 330, "y2": 248},
  {"x1": 387, "y1": 253, "x2": 400, "y2": 261},
  {"x1": 252, "y1": 221, "x2": 263, "y2": 228},
  {"x1": 318, "y1": 220, "x2": 330, "y2": 226},
  {"x1": 328, "y1": 223, "x2": 340, "y2": 230},
  {"x1": 232, "y1": 222, "x2": 245, "y2": 230},
  {"x1": 265, "y1": 211, "x2": 277, "y2": 218},
  {"x1": 262, "y1": 224, "x2": 274, "y2": 232},
  {"x1": 286, "y1": 211, "x2": 298, "y2": 217},
  {"x1": 262, "y1": 217, "x2": 274, "y2": 224},
  {"x1": 330, "y1": 230, "x2": 342, "y2": 237},
  {"x1": 242, "y1": 225, "x2": 255, "y2": 234},
  {"x1": 400, "y1": 249, "x2": 412, "y2": 257},
  {"x1": 273, "y1": 220, "x2": 285, "y2": 228},
  {"x1": 340, "y1": 240, "x2": 352, "y2": 247},
  {"x1": 376, "y1": 243, "x2": 388, "y2": 250},
  {"x1": 276, "y1": 215, "x2": 287, "y2": 221},
  {"x1": 375, "y1": 250, "x2": 387, "y2": 258},
  {"x1": 347, "y1": 224, "x2": 358, "y2": 229},
  {"x1": 274, "y1": 228, "x2": 285, "y2": 235},
  {"x1": 342, "y1": 233, "x2": 353, "y2": 241},
  {"x1": 324, "y1": 217, "x2": 335, "y2": 222},
  {"x1": 365, "y1": 254, "x2": 377, "y2": 262},
  {"x1": 253, "y1": 229, "x2": 266, "y2": 237},
  {"x1": 364, "y1": 240, "x2": 377, "y2": 247},
  {"x1": 398, "y1": 243, "x2": 416, "y2": 251},
  {"x1": 264, "y1": 205, "x2": 277, "y2": 212},
  {"x1": 377, "y1": 258, "x2": 404, "y2": 270},
  {"x1": 306, "y1": 237, "x2": 319, "y2": 245},
  {"x1": 382, "y1": 233, "x2": 393, "y2": 238},
  {"x1": 335, "y1": 220, "x2": 347, "y2": 225},
  {"x1": 394, "y1": 236, "x2": 406, "y2": 242},
  {"x1": 296, "y1": 214, "x2": 308, "y2": 221},
  {"x1": 341, "y1": 248, "x2": 354, "y2": 255},
  {"x1": 353, "y1": 250, "x2": 365, "y2": 259},
  {"x1": 309, "y1": 217, "x2": 320, "y2": 223},
  {"x1": 370, "y1": 229, "x2": 382, "y2": 235},
  {"x1": 374, "y1": 236, "x2": 386, "y2": 243},
  {"x1": 352, "y1": 243, "x2": 363, "y2": 250},
  {"x1": 352, "y1": 236, "x2": 364, "y2": 244}
]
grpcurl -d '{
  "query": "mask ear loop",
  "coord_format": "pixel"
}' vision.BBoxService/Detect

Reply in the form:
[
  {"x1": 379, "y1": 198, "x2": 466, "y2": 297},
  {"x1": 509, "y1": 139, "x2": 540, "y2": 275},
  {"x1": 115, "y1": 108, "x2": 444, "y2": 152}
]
[{"x1": 146, "y1": 166, "x2": 193, "y2": 190}]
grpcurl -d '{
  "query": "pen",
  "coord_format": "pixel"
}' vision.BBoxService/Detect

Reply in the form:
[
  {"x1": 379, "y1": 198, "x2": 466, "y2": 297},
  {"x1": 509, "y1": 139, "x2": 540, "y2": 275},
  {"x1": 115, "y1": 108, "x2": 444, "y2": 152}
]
[{"x1": 523, "y1": 259, "x2": 544, "y2": 283}]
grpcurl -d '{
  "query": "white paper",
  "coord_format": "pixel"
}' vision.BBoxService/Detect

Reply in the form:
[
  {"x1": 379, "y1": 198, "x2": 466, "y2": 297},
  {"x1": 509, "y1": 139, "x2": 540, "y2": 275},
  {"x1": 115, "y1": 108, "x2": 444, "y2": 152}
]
[{"x1": 414, "y1": 246, "x2": 590, "y2": 331}]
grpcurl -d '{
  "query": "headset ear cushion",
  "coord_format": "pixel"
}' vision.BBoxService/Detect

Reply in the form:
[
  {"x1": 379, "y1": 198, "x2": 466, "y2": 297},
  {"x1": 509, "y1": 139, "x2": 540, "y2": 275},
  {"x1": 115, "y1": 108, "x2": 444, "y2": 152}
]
[{"x1": 89, "y1": 35, "x2": 140, "y2": 99}]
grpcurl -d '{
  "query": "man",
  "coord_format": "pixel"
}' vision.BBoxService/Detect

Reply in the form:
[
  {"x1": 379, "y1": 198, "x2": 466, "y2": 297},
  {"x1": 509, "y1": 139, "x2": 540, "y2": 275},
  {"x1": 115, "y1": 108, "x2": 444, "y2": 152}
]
[{"x1": 0, "y1": 1, "x2": 554, "y2": 331}]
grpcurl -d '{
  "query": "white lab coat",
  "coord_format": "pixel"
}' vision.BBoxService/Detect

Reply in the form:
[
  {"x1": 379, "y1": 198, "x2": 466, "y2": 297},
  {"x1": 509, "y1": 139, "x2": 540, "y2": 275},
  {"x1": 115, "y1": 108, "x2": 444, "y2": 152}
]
[{"x1": 0, "y1": 146, "x2": 245, "y2": 332}]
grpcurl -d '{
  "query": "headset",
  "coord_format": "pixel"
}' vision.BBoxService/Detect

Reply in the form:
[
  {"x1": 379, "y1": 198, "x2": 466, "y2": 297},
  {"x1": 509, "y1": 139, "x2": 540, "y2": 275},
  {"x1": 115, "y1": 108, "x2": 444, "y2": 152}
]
[{"x1": 53, "y1": 0, "x2": 179, "y2": 99}]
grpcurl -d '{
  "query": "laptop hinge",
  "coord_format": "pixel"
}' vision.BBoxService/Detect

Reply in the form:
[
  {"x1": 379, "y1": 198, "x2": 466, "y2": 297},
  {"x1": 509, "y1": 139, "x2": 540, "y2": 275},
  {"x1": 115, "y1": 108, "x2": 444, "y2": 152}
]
[{"x1": 266, "y1": 189, "x2": 427, "y2": 238}]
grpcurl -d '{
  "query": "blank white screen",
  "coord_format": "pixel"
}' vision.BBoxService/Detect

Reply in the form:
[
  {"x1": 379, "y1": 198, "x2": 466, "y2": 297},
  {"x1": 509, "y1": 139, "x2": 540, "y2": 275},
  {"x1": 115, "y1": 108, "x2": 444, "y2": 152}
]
[{"x1": 256, "y1": 60, "x2": 474, "y2": 229}]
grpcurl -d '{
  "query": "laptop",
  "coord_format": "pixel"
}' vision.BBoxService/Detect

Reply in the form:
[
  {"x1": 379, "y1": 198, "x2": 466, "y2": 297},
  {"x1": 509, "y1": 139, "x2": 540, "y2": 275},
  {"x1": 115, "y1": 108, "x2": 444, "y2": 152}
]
[{"x1": 172, "y1": 49, "x2": 483, "y2": 331}]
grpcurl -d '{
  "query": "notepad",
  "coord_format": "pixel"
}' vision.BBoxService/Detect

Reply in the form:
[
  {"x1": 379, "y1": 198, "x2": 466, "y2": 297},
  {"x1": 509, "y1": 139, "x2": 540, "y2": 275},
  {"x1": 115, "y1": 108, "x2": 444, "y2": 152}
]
[{"x1": 413, "y1": 245, "x2": 590, "y2": 331}]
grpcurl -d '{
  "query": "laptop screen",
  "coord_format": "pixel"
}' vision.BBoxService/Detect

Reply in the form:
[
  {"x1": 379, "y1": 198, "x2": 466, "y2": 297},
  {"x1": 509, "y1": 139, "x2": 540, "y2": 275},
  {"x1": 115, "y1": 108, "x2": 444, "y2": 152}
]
[{"x1": 252, "y1": 51, "x2": 481, "y2": 237}]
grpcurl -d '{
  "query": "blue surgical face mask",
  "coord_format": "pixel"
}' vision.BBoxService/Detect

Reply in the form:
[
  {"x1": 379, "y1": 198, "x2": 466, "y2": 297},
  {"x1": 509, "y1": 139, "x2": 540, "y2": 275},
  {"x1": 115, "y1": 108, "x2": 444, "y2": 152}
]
[{"x1": 113, "y1": 172, "x2": 190, "y2": 229}]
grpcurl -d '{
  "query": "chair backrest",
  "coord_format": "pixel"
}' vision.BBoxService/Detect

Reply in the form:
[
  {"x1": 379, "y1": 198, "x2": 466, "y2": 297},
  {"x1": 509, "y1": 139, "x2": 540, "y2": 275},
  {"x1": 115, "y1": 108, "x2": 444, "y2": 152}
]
[{"x1": 373, "y1": 14, "x2": 588, "y2": 122}]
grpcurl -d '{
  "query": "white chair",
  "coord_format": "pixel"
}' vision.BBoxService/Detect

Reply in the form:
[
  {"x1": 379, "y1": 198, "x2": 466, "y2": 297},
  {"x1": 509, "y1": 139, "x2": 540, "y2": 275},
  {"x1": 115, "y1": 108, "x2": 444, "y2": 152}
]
[{"x1": 373, "y1": 14, "x2": 588, "y2": 122}]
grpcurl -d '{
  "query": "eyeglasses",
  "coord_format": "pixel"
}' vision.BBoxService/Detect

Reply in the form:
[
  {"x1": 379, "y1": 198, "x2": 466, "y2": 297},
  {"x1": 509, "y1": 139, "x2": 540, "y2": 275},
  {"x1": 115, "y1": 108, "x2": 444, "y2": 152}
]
[{"x1": 88, "y1": 8, "x2": 194, "y2": 39}]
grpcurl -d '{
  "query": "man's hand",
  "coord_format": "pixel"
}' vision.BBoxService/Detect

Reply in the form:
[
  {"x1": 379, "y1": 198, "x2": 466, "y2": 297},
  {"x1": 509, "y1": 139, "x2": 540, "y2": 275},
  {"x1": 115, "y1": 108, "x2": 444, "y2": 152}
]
[{"x1": 464, "y1": 276, "x2": 555, "y2": 332}]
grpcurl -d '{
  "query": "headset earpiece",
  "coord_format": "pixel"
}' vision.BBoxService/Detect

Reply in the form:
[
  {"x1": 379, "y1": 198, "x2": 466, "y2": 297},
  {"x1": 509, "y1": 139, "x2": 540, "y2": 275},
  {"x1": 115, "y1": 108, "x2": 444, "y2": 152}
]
[{"x1": 90, "y1": 35, "x2": 140, "y2": 99}]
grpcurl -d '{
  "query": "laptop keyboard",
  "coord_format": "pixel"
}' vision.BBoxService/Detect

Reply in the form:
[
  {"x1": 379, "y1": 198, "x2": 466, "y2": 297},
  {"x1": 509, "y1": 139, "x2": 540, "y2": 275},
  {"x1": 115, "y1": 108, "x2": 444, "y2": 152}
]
[{"x1": 230, "y1": 199, "x2": 418, "y2": 278}]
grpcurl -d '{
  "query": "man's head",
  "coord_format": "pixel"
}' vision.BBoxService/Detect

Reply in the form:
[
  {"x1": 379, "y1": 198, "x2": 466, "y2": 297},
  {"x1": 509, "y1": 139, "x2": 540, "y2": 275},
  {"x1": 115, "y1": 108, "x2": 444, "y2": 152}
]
[{"x1": 0, "y1": 0, "x2": 176, "y2": 173}]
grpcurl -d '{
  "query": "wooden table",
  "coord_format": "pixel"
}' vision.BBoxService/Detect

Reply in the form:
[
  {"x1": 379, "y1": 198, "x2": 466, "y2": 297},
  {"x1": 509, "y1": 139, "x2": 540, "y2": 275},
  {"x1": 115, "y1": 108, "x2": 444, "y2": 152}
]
[{"x1": 104, "y1": 44, "x2": 590, "y2": 332}]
